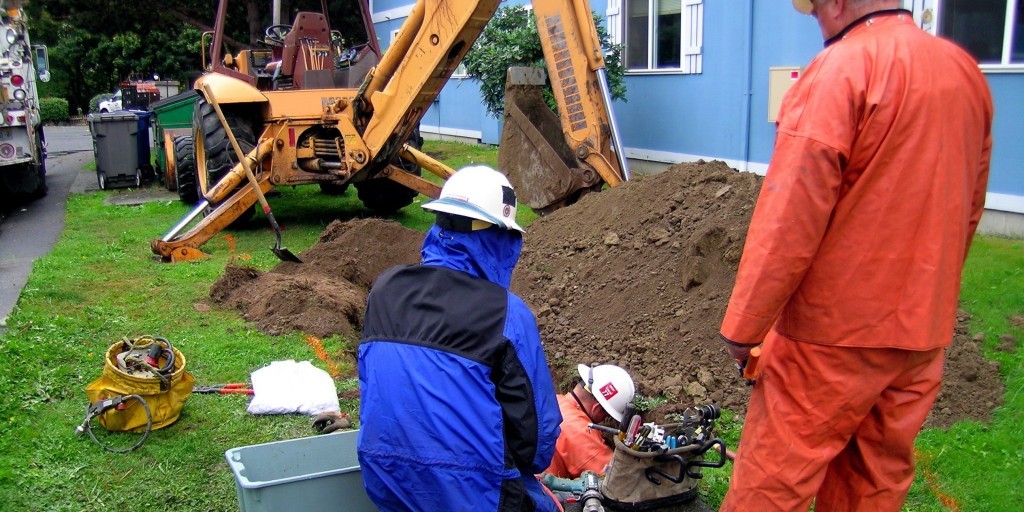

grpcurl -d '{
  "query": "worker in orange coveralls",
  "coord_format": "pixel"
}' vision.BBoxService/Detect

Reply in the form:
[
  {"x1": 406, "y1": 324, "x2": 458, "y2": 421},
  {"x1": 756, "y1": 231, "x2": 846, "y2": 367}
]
[
  {"x1": 719, "y1": 1, "x2": 993, "y2": 510},
  {"x1": 545, "y1": 364, "x2": 636, "y2": 478}
]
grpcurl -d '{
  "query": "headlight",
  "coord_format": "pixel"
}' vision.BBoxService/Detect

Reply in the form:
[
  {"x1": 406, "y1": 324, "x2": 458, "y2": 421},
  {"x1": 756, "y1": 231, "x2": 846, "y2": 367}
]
[
  {"x1": 5, "y1": 29, "x2": 16, "y2": 45},
  {"x1": 13, "y1": 88, "x2": 25, "y2": 100}
]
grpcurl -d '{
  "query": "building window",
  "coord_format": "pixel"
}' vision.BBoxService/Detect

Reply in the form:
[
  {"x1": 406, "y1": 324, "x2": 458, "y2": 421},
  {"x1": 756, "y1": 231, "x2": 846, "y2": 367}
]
[
  {"x1": 609, "y1": 0, "x2": 703, "y2": 73},
  {"x1": 939, "y1": 0, "x2": 1022, "y2": 65}
]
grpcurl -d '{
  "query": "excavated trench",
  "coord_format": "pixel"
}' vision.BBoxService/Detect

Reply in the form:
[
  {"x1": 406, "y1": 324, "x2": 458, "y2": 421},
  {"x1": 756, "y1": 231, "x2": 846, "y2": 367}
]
[{"x1": 211, "y1": 161, "x2": 1004, "y2": 428}]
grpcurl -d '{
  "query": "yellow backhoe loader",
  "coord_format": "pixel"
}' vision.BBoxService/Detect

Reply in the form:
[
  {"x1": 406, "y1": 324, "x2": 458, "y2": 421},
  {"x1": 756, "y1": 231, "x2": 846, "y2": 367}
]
[{"x1": 151, "y1": 0, "x2": 629, "y2": 262}]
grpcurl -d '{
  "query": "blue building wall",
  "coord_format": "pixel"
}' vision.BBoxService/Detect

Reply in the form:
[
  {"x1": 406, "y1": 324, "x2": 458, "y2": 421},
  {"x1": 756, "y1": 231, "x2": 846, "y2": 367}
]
[{"x1": 372, "y1": 1, "x2": 1024, "y2": 215}]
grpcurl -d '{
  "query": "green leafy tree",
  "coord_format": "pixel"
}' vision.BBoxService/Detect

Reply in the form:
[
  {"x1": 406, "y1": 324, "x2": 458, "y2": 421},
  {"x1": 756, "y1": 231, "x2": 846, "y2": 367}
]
[
  {"x1": 463, "y1": 5, "x2": 626, "y2": 118},
  {"x1": 26, "y1": 0, "x2": 371, "y2": 114}
]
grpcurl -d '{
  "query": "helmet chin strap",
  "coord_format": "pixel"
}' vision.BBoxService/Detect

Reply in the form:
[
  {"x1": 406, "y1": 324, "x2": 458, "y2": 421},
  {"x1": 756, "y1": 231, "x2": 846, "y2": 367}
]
[{"x1": 571, "y1": 387, "x2": 600, "y2": 425}]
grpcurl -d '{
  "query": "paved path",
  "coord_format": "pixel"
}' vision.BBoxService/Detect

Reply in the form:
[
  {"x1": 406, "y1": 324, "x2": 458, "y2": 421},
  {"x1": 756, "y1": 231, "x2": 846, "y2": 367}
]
[{"x1": 0, "y1": 125, "x2": 93, "y2": 332}]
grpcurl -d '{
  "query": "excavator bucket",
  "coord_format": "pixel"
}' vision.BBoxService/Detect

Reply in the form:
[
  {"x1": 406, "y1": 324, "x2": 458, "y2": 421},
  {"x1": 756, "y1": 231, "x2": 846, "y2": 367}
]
[{"x1": 498, "y1": 67, "x2": 603, "y2": 215}]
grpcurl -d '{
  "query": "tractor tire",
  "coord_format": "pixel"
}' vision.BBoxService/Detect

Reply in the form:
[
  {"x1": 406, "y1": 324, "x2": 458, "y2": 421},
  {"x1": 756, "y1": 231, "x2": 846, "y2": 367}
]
[
  {"x1": 174, "y1": 135, "x2": 199, "y2": 204},
  {"x1": 194, "y1": 97, "x2": 257, "y2": 197},
  {"x1": 318, "y1": 182, "x2": 349, "y2": 196},
  {"x1": 355, "y1": 129, "x2": 424, "y2": 214}
]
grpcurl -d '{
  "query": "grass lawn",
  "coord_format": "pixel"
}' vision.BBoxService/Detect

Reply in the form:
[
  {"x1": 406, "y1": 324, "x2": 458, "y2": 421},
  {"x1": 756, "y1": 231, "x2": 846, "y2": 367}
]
[{"x1": 0, "y1": 140, "x2": 1020, "y2": 511}]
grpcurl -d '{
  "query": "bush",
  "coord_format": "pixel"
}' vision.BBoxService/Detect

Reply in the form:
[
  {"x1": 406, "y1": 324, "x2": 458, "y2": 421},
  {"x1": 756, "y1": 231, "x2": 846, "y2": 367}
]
[
  {"x1": 89, "y1": 93, "x2": 110, "y2": 114},
  {"x1": 39, "y1": 97, "x2": 69, "y2": 124},
  {"x1": 463, "y1": 5, "x2": 626, "y2": 118}
]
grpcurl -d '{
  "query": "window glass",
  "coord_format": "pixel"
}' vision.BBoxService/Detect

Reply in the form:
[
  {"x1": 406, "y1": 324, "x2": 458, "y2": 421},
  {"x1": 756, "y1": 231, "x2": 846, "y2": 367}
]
[
  {"x1": 940, "y1": 0, "x2": 1007, "y2": 64},
  {"x1": 627, "y1": 0, "x2": 650, "y2": 68},
  {"x1": 1013, "y1": 0, "x2": 1024, "y2": 63},
  {"x1": 656, "y1": 0, "x2": 681, "y2": 68}
]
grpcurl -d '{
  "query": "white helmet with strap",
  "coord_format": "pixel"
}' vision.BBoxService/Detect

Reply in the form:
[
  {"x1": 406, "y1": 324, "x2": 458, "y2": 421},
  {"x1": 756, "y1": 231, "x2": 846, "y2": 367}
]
[
  {"x1": 578, "y1": 364, "x2": 636, "y2": 422},
  {"x1": 422, "y1": 165, "x2": 524, "y2": 232}
]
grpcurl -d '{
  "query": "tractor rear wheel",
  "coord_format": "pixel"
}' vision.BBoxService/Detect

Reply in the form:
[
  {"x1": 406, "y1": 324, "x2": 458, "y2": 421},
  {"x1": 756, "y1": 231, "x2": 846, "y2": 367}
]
[
  {"x1": 193, "y1": 97, "x2": 257, "y2": 198},
  {"x1": 194, "y1": 97, "x2": 257, "y2": 226},
  {"x1": 355, "y1": 130, "x2": 424, "y2": 214},
  {"x1": 318, "y1": 182, "x2": 350, "y2": 196},
  {"x1": 174, "y1": 135, "x2": 199, "y2": 204}
]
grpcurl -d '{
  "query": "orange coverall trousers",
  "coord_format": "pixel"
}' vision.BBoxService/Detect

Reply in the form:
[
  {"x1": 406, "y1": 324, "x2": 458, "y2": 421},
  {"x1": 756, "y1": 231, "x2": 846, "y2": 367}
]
[{"x1": 720, "y1": 331, "x2": 944, "y2": 512}]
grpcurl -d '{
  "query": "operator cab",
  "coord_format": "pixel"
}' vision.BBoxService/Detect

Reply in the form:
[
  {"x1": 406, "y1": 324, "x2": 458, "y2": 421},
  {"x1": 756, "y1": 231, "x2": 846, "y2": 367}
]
[{"x1": 259, "y1": 12, "x2": 378, "y2": 91}]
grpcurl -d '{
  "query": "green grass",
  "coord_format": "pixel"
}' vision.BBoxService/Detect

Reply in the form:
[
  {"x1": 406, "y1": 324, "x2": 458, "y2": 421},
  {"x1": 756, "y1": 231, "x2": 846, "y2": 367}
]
[
  {"x1": 903, "y1": 237, "x2": 1024, "y2": 512},
  {"x1": 0, "y1": 141, "x2": 1020, "y2": 510}
]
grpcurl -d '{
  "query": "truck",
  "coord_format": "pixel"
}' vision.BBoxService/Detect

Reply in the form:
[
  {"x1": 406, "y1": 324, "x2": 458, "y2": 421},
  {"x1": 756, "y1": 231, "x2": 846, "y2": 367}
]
[
  {"x1": 98, "y1": 80, "x2": 163, "y2": 113},
  {"x1": 96, "y1": 89, "x2": 121, "y2": 113},
  {"x1": 0, "y1": 2, "x2": 50, "y2": 200},
  {"x1": 151, "y1": 0, "x2": 629, "y2": 262}
]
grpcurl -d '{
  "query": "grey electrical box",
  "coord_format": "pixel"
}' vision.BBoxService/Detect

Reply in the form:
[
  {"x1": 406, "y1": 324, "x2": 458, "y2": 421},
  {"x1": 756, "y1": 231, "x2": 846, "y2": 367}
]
[{"x1": 768, "y1": 67, "x2": 803, "y2": 122}]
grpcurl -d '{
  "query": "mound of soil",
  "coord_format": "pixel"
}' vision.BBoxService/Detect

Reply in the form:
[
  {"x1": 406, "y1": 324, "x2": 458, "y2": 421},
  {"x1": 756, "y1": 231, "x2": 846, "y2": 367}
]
[
  {"x1": 210, "y1": 219, "x2": 424, "y2": 338},
  {"x1": 209, "y1": 161, "x2": 1003, "y2": 428}
]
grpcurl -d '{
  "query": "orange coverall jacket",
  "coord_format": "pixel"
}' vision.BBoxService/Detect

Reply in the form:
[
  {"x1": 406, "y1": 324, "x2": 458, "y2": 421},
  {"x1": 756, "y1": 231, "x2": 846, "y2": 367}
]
[
  {"x1": 721, "y1": 14, "x2": 993, "y2": 350},
  {"x1": 544, "y1": 393, "x2": 613, "y2": 478}
]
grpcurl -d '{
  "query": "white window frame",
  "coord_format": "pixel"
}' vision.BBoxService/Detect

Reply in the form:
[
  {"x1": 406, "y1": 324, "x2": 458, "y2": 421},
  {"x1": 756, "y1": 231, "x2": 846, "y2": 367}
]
[
  {"x1": 923, "y1": 0, "x2": 1024, "y2": 73},
  {"x1": 609, "y1": 0, "x2": 703, "y2": 75}
]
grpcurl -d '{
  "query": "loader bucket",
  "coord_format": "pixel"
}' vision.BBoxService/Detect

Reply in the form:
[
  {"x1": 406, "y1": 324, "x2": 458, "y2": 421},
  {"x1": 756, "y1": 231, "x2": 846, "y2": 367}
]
[{"x1": 497, "y1": 68, "x2": 599, "y2": 214}]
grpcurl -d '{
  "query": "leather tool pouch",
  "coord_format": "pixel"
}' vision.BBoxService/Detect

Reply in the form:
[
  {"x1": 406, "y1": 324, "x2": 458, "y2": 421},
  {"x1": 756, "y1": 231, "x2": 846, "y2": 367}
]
[{"x1": 600, "y1": 438, "x2": 725, "y2": 511}]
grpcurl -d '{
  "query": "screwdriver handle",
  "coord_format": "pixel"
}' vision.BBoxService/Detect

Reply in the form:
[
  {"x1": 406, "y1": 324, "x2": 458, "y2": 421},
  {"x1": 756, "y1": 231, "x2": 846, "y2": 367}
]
[
  {"x1": 619, "y1": 403, "x2": 636, "y2": 433},
  {"x1": 742, "y1": 346, "x2": 762, "y2": 380}
]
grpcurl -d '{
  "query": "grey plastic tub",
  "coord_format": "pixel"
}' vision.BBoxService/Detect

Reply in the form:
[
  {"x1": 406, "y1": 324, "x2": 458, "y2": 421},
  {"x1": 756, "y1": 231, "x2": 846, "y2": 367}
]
[{"x1": 225, "y1": 430, "x2": 377, "y2": 512}]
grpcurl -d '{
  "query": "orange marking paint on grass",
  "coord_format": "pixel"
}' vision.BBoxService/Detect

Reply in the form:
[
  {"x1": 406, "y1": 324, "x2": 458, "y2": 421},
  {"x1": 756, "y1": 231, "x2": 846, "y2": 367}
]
[
  {"x1": 305, "y1": 335, "x2": 340, "y2": 379},
  {"x1": 916, "y1": 448, "x2": 960, "y2": 511}
]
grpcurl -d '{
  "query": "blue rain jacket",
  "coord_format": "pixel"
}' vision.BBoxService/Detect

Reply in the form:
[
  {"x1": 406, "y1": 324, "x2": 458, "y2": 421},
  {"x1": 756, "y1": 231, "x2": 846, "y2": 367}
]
[{"x1": 358, "y1": 224, "x2": 562, "y2": 512}]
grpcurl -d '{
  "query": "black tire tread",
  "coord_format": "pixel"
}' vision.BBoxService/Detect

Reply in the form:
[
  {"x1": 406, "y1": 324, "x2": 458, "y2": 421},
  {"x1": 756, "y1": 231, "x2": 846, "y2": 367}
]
[
  {"x1": 174, "y1": 135, "x2": 199, "y2": 204},
  {"x1": 355, "y1": 130, "x2": 424, "y2": 214},
  {"x1": 194, "y1": 98, "x2": 256, "y2": 195}
]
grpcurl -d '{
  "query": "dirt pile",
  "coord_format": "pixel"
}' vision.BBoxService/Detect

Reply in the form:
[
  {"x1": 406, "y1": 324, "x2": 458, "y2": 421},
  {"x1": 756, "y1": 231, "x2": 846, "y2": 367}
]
[
  {"x1": 511, "y1": 161, "x2": 759, "y2": 416},
  {"x1": 210, "y1": 161, "x2": 1003, "y2": 428},
  {"x1": 210, "y1": 219, "x2": 424, "y2": 338}
]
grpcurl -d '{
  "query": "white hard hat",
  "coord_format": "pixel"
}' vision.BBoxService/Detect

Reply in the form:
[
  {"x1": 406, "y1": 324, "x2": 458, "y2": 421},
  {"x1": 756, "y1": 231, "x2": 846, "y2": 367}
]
[
  {"x1": 578, "y1": 364, "x2": 636, "y2": 423},
  {"x1": 422, "y1": 165, "x2": 524, "y2": 232},
  {"x1": 792, "y1": 0, "x2": 814, "y2": 15}
]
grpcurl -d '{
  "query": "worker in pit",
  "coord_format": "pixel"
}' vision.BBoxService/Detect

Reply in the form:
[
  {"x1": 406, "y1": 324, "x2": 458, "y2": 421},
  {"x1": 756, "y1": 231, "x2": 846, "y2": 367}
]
[
  {"x1": 357, "y1": 165, "x2": 563, "y2": 512},
  {"x1": 544, "y1": 364, "x2": 635, "y2": 479},
  {"x1": 719, "y1": 1, "x2": 992, "y2": 511}
]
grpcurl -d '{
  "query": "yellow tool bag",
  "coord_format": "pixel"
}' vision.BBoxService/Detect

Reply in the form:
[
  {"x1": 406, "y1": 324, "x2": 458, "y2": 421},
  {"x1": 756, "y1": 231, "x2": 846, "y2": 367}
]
[
  {"x1": 600, "y1": 438, "x2": 725, "y2": 511},
  {"x1": 84, "y1": 336, "x2": 195, "y2": 433}
]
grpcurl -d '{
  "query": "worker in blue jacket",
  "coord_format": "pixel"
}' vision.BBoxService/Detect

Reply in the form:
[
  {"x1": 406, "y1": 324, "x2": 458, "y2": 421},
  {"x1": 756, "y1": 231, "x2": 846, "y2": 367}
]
[{"x1": 357, "y1": 165, "x2": 563, "y2": 512}]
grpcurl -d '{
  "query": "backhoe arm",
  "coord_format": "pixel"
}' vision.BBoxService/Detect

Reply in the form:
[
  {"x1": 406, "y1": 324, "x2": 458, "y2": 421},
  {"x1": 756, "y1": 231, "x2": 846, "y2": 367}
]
[
  {"x1": 340, "y1": 0, "x2": 503, "y2": 177},
  {"x1": 495, "y1": 0, "x2": 630, "y2": 213},
  {"x1": 535, "y1": 0, "x2": 628, "y2": 185},
  {"x1": 341, "y1": 0, "x2": 628, "y2": 212}
]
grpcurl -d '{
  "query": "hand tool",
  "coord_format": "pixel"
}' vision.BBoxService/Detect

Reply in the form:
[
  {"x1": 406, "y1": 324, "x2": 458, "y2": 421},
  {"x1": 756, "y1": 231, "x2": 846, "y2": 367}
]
[
  {"x1": 200, "y1": 82, "x2": 301, "y2": 263},
  {"x1": 313, "y1": 412, "x2": 352, "y2": 434},
  {"x1": 76, "y1": 394, "x2": 152, "y2": 453},
  {"x1": 624, "y1": 414, "x2": 642, "y2": 445},
  {"x1": 587, "y1": 423, "x2": 621, "y2": 435},
  {"x1": 742, "y1": 346, "x2": 762, "y2": 382},
  {"x1": 579, "y1": 470, "x2": 605, "y2": 512},
  {"x1": 618, "y1": 403, "x2": 636, "y2": 436},
  {"x1": 193, "y1": 383, "x2": 254, "y2": 395}
]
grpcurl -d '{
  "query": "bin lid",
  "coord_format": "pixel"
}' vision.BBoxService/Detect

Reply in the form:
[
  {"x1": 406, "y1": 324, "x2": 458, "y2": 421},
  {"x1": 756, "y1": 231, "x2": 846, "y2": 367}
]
[
  {"x1": 88, "y1": 112, "x2": 138, "y2": 122},
  {"x1": 150, "y1": 89, "x2": 198, "y2": 113}
]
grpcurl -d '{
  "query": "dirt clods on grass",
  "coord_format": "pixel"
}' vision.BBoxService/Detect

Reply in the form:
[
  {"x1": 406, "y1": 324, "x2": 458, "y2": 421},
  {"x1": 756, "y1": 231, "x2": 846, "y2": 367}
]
[{"x1": 210, "y1": 161, "x2": 1003, "y2": 428}]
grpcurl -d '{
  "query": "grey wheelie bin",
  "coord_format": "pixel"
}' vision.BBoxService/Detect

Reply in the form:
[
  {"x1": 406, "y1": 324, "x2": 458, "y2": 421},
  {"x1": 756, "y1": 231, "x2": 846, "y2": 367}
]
[{"x1": 87, "y1": 111, "x2": 143, "y2": 190}]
